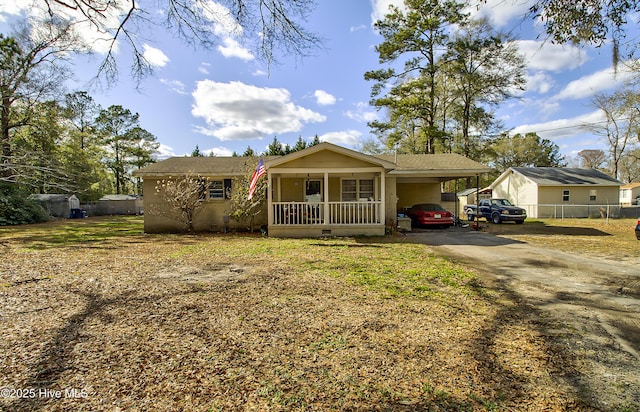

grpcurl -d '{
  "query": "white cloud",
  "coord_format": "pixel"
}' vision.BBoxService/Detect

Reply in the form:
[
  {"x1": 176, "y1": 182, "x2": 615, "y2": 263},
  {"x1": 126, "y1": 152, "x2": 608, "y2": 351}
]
[
  {"x1": 143, "y1": 44, "x2": 169, "y2": 67},
  {"x1": 191, "y1": 80, "x2": 326, "y2": 141},
  {"x1": 198, "y1": 62, "x2": 210, "y2": 75},
  {"x1": 318, "y1": 130, "x2": 362, "y2": 148},
  {"x1": 345, "y1": 101, "x2": 378, "y2": 123},
  {"x1": 160, "y1": 79, "x2": 188, "y2": 95},
  {"x1": 552, "y1": 66, "x2": 636, "y2": 101},
  {"x1": 371, "y1": 0, "x2": 403, "y2": 25},
  {"x1": 252, "y1": 69, "x2": 267, "y2": 76},
  {"x1": 526, "y1": 71, "x2": 554, "y2": 94},
  {"x1": 514, "y1": 40, "x2": 587, "y2": 72},
  {"x1": 156, "y1": 143, "x2": 178, "y2": 159},
  {"x1": 511, "y1": 110, "x2": 604, "y2": 140},
  {"x1": 314, "y1": 90, "x2": 336, "y2": 106},
  {"x1": 217, "y1": 37, "x2": 254, "y2": 61},
  {"x1": 0, "y1": 0, "x2": 30, "y2": 18},
  {"x1": 467, "y1": 0, "x2": 534, "y2": 28},
  {"x1": 200, "y1": 0, "x2": 243, "y2": 37},
  {"x1": 204, "y1": 146, "x2": 234, "y2": 156},
  {"x1": 197, "y1": 1, "x2": 254, "y2": 61},
  {"x1": 350, "y1": 24, "x2": 366, "y2": 32}
]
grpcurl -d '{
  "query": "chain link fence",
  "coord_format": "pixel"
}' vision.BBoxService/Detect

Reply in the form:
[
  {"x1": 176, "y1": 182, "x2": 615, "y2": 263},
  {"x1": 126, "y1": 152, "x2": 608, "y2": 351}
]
[{"x1": 521, "y1": 204, "x2": 640, "y2": 220}]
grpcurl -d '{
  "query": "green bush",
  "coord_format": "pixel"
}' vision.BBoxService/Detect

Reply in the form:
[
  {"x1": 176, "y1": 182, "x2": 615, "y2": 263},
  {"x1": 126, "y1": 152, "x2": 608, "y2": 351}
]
[{"x1": 0, "y1": 186, "x2": 49, "y2": 225}]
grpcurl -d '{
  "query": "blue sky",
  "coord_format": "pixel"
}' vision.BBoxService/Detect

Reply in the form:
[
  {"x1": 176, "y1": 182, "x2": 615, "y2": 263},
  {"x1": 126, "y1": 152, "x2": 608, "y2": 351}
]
[{"x1": 1, "y1": 0, "x2": 636, "y2": 161}]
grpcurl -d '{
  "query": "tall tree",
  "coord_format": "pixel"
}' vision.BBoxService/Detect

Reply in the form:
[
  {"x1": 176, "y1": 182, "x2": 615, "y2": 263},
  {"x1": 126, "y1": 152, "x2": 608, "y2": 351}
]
[
  {"x1": 0, "y1": 24, "x2": 83, "y2": 181},
  {"x1": 10, "y1": 100, "x2": 69, "y2": 192},
  {"x1": 486, "y1": 133, "x2": 565, "y2": 172},
  {"x1": 444, "y1": 18, "x2": 526, "y2": 158},
  {"x1": 590, "y1": 91, "x2": 638, "y2": 179},
  {"x1": 618, "y1": 148, "x2": 640, "y2": 183},
  {"x1": 527, "y1": 0, "x2": 638, "y2": 64},
  {"x1": 95, "y1": 105, "x2": 142, "y2": 194},
  {"x1": 265, "y1": 136, "x2": 285, "y2": 156},
  {"x1": 577, "y1": 149, "x2": 608, "y2": 170},
  {"x1": 128, "y1": 127, "x2": 159, "y2": 195},
  {"x1": 365, "y1": 0, "x2": 468, "y2": 154},
  {"x1": 191, "y1": 145, "x2": 204, "y2": 157},
  {"x1": 63, "y1": 91, "x2": 100, "y2": 150}
]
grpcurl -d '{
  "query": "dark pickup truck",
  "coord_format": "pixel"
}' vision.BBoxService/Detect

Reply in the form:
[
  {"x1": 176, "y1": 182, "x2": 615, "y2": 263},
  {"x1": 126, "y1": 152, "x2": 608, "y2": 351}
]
[{"x1": 465, "y1": 198, "x2": 527, "y2": 224}]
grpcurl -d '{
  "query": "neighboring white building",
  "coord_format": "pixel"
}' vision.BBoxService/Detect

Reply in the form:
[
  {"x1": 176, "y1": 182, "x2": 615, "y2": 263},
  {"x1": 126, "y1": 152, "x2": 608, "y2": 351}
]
[
  {"x1": 619, "y1": 183, "x2": 640, "y2": 206},
  {"x1": 490, "y1": 167, "x2": 621, "y2": 218}
]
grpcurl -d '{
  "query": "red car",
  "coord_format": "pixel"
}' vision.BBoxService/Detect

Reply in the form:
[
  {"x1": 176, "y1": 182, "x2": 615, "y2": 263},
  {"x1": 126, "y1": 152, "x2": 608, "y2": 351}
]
[{"x1": 406, "y1": 203, "x2": 453, "y2": 228}]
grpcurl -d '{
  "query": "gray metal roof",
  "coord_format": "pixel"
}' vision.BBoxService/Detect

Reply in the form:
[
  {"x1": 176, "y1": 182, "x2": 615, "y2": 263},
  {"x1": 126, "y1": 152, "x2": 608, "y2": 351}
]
[{"x1": 512, "y1": 167, "x2": 621, "y2": 186}]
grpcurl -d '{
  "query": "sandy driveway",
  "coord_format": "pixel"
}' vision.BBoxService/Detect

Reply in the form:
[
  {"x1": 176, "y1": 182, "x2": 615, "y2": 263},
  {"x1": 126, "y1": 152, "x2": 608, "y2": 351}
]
[{"x1": 407, "y1": 227, "x2": 640, "y2": 408}]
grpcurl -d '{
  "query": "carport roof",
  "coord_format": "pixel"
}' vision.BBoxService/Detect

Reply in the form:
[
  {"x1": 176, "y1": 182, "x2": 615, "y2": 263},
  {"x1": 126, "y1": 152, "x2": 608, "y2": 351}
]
[{"x1": 376, "y1": 153, "x2": 490, "y2": 177}]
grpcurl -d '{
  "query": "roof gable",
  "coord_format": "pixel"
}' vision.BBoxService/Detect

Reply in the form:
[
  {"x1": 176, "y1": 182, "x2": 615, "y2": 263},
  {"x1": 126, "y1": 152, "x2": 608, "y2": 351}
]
[
  {"x1": 510, "y1": 167, "x2": 621, "y2": 186},
  {"x1": 266, "y1": 142, "x2": 395, "y2": 169}
]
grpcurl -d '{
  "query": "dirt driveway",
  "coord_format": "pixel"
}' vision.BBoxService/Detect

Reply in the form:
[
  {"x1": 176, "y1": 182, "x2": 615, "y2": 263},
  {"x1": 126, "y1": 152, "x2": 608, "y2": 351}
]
[{"x1": 407, "y1": 226, "x2": 640, "y2": 408}]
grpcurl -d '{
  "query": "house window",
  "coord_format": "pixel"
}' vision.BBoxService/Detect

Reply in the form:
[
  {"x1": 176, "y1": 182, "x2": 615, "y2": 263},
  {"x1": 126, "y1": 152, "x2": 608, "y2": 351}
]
[
  {"x1": 562, "y1": 190, "x2": 570, "y2": 202},
  {"x1": 208, "y1": 179, "x2": 232, "y2": 200},
  {"x1": 589, "y1": 189, "x2": 597, "y2": 202},
  {"x1": 359, "y1": 179, "x2": 374, "y2": 200},
  {"x1": 341, "y1": 179, "x2": 374, "y2": 201},
  {"x1": 209, "y1": 180, "x2": 224, "y2": 199}
]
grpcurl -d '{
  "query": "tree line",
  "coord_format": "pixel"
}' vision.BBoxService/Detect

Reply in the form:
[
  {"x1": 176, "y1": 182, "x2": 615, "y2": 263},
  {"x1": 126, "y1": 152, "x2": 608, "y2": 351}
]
[{"x1": 360, "y1": 0, "x2": 640, "y2": 186}]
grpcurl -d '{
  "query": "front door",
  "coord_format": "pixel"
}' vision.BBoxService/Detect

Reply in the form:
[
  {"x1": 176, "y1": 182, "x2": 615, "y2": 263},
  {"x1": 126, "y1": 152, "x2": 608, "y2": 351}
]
[{"x1": 305, "y1": 179, "x2": 322, "y2": 202}]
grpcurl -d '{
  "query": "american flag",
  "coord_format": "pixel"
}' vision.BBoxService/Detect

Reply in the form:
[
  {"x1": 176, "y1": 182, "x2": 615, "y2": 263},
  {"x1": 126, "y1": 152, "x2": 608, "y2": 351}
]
[{"x1": 247, "y1": 158, "x2": 266, "y2": 200}]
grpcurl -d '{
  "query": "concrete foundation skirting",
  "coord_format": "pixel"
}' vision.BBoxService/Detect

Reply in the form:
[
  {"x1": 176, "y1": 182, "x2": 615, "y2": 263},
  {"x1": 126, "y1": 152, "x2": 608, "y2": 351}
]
[{"x1": 267, "y1": 225, "x2": 385, "y2": 238}]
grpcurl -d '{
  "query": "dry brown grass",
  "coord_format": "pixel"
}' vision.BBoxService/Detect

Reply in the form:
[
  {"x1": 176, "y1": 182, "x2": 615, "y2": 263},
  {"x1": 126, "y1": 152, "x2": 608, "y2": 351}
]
[
  {"x1": 0, "y1": 216, "x2": 632, "y2": 411},
  {"x1": 483, "y1": 218, "x2": 639, "y2": 263}
]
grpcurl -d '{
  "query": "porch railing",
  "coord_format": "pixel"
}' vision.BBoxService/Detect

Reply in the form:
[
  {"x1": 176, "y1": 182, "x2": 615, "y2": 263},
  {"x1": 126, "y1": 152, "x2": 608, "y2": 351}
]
[{"x1": 272, "y1": 201, "x2": 381, "y2": 225}]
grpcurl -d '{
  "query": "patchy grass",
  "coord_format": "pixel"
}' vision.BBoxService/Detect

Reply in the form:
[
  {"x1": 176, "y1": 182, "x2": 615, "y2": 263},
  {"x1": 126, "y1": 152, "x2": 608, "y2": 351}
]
[
  {"x1": 0, "y1": 217, "x2": 619, "y2": 410},
  {"x1": 484, "y1": 217, "x2": 639, "y2": 262}
]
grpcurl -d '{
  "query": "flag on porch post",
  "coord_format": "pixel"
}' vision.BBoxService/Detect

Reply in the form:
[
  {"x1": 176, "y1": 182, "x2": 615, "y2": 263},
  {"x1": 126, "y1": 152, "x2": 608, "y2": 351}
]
[{"x1": 247, "y1": 158, "x2": 266, "y2": 200}]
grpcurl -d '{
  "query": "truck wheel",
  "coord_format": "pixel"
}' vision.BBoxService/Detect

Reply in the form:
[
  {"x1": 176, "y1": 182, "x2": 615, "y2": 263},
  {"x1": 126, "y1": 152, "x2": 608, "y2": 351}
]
[{"x1": 491, "y1": 213, "x2": 502, "y2": 224}]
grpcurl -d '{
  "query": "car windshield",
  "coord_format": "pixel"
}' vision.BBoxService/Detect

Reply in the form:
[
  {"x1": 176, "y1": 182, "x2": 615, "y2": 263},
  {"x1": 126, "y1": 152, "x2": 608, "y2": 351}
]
[{"x1": 492, "y1": 199, "x2": 513, "y2": 206}]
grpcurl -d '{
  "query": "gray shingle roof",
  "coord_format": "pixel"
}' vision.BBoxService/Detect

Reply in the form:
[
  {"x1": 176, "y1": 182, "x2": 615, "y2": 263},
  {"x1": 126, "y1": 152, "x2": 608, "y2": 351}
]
[
  {"x1": 512, "y1": 167, "x2": 621, "y2": 186},
  {"x1": 133, "y1": 156, "x2": 279, "y2": 177},
  {"x1": 134, "y1": 150, "x2": 490, "y2": 177}
]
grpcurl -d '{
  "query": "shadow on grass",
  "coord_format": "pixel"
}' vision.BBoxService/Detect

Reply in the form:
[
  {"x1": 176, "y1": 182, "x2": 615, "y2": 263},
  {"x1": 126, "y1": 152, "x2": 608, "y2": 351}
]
[
  {"x1": 0, "y1": 216, "x2": 197, "y2": 251},
  {"x1": 491, "y1": 221, "x2": 613, "y2": 237},
  {"x1": 8, "y1": 285, "x2": 209, "y2": 412}
]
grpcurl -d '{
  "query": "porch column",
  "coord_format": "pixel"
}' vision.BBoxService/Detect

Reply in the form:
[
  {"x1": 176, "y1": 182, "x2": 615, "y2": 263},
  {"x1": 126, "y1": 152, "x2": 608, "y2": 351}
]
[
  {"x1": 380, "y1": 169, "x2": 386, "y2": 225},
  {"x1": 267, "y1": 172, "x2": 273, "y2": 226},
  {"x1": 324, "y1": 172, "x2": 329, "y2": 224}
]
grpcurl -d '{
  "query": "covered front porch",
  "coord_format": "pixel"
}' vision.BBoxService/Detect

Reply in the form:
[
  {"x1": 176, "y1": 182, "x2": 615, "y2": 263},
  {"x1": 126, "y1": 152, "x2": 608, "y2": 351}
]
[{"x1": 266, "y1": 169, "x2": 388, "y2": 237}]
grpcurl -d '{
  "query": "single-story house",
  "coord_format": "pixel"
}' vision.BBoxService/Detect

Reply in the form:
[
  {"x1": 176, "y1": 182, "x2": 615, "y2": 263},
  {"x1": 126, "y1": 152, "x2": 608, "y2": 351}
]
[
  {"x1": 134, "y1": 142, "x2": 490, "y2": 236},
  {"x1": 620, "y1": 182, "x2": 640, "y2": 206},
  {"x1": 490, "y1": 167, "x2": 622, "y2": 218}
]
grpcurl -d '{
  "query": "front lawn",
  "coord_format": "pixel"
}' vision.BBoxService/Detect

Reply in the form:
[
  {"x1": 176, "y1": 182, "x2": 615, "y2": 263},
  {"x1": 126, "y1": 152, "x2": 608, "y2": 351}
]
[{"x1": 0, "y1": 217, "x2": 603, "y2": 410}]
